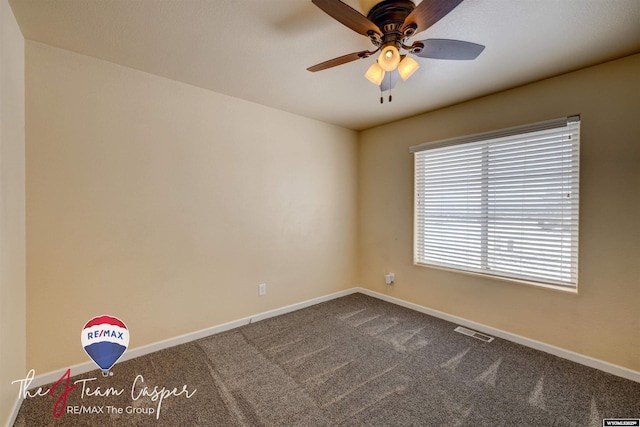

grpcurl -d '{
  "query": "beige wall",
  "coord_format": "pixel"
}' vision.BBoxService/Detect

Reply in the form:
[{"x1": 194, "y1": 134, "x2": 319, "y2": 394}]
[
  {"x1": 0, "y1": 0, "x2": 26, "y2": 424},
  {"x1": 358, "y1": 54, "x2": 640, "y2": 371},
  {"x1": 25, "y1": 41, "x2": 358, "y2": 373}
]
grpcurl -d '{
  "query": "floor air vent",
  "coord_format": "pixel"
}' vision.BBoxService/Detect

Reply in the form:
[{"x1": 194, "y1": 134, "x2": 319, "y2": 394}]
[{"x1": 454, "y1": 326, "x2": 494, "y2": 342}]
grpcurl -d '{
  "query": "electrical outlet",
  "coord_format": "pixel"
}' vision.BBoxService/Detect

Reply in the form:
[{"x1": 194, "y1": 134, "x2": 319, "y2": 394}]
[
  {"x1": 384, "y1": 273, "x2": 395, "y2": 285},
  {"x1": 259, "y1": 283, "x2": 266, "y2": 296}
]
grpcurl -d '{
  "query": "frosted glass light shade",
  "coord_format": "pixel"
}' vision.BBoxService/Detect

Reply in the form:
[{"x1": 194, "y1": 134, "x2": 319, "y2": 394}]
[
  {"x1": 365, "y1": 62, "x2": 385, "y2": 85},
  {"x1": 398, "y1": 56, "x2": 420, "y2": 80},
  {"x1": 378, "y1": 45, "x2": 400, "y2": 72}
]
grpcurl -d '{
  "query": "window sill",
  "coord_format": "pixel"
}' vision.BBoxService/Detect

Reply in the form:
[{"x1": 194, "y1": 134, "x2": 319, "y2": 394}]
[{"x1": 413, "y1": 262, "x2": 578, "y2": 295}]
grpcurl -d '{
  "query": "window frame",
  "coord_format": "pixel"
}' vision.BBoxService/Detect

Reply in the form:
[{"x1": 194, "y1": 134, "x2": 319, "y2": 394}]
[{"x1": 410, "y1": 116, "x2": 580, "y2": 293}]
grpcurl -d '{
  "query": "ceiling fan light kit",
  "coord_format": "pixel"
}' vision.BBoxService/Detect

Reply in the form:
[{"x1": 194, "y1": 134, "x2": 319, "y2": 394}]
[{"x1": 307, "y1": 0, "x2": 484, "y2": 101}]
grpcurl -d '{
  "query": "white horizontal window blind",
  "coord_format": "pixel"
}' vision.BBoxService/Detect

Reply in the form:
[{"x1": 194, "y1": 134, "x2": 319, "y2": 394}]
[{"x1": 411, "y1": 117, "x2": 580, "y2": 289}]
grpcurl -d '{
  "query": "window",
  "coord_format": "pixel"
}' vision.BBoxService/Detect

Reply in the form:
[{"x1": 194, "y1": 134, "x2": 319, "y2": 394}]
[{"x1": 410, "y1": 117, "x2": 580, "y2": 290}]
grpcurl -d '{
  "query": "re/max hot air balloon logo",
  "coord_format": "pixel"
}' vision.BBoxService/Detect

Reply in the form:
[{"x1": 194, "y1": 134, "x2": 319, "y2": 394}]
[
  {"x1": 81, "y1": 315, "x2": 129, "y2": 376},
  {"x1": 12, "y1": 315, "x2": 197, "y2": 421}
]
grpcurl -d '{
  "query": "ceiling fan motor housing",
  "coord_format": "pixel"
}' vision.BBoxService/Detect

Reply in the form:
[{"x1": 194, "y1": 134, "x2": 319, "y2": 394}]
[{"x1": 367, "y1": 0, "x2": 416, "y2": 48}]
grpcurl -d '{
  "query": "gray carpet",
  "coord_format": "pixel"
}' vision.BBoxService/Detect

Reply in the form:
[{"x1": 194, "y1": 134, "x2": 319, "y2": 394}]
[{"x1": 14, "y1": 293, "x2": 640, "y2": 426}]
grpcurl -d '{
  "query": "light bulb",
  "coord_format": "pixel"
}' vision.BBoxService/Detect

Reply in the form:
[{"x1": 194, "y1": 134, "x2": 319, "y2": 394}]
[
  {"x1": 398, "y1": 56, "x2": 420, "y2": 80},
  {"x1": 378, "y1": 45, "x2": 400, "y2": 72},
  {"x1": 365, "y1": 62, "x2": 385, "y2": 85}
]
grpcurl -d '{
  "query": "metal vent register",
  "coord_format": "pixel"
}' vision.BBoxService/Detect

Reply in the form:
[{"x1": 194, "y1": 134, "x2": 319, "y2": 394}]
[{"x1": 454, "y1": 326, "x2": 495, "y2": 342}]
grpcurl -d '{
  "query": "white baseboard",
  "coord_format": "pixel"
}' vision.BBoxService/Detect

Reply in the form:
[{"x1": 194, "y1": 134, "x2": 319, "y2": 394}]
[
  {"x1": 357, "y1": 287, "x2": 640, "y2": 383},
  {"x1": 23, "y1": 288, "x2": 359, "y2": 390},
  {"x1": 5, "y1": 394, "x2": 22, "y2": 427},
  {"x1": 10, "y1": 286, "x2": 638, "y2": 423}
]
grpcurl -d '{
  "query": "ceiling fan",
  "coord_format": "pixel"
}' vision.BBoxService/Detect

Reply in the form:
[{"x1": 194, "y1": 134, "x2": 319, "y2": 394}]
[{"x1": 307, "y1": 0, "x2": 484, "y2": 100}]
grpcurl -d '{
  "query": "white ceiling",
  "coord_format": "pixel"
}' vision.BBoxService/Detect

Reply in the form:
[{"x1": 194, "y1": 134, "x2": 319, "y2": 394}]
[{"x1": 8, "y1": 0, "x2": 640, "y2": 131}]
